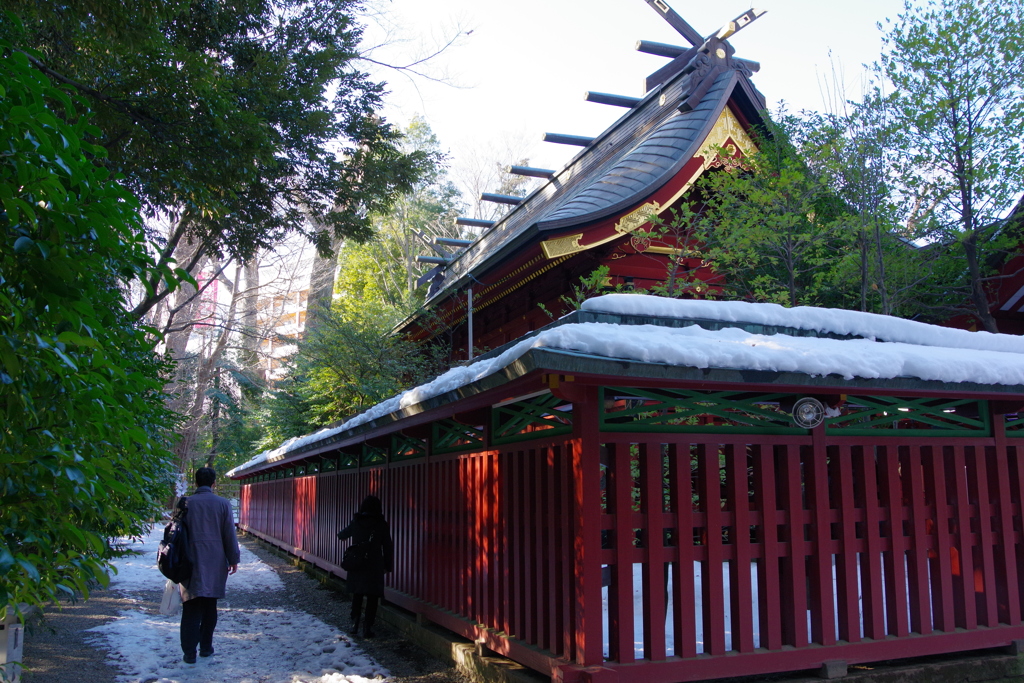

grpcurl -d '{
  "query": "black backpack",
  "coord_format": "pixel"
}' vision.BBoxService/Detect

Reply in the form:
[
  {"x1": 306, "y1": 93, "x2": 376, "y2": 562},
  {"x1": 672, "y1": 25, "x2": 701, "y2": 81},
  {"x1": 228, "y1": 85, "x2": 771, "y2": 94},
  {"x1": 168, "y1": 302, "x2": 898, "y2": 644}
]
[
  {"x1": 157, "y1": 497, "x2": 193, "y2": 584},
  {"x1": 340, "y1": 526, "x2": 378, "y2": 572}
]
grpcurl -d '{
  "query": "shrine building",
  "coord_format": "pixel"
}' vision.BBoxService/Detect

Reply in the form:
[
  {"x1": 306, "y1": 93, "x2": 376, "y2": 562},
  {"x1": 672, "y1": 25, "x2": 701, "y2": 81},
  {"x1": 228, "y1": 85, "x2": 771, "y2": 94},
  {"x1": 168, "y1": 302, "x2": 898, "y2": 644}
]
[{"x1": 230, "y1": 4, "x2": 1024, "y2": 682}]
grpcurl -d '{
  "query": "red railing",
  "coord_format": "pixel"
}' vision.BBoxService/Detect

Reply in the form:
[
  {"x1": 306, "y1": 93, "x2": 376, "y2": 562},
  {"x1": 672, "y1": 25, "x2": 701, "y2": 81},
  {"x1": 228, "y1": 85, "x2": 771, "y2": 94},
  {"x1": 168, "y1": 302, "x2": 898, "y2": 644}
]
[{"x1": 238, "y1": 394, "x2": 1024, "y2": 682}]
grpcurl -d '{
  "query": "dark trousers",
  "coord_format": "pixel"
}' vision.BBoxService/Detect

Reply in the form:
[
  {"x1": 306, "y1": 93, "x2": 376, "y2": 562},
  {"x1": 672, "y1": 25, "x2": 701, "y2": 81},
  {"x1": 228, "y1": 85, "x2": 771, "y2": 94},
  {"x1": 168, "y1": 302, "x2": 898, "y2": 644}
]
[
  {"x1": 351, "y1": 593, "x2": 378, "y2": 630},
  {"x1": 180, "y1": 597, "x2": 218, "y2": 655}
]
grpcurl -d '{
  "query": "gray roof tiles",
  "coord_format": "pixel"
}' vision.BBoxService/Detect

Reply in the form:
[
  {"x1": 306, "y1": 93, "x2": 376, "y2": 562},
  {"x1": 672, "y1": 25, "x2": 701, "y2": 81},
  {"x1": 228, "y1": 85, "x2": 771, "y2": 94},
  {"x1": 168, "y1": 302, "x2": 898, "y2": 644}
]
[{"x1": 541, "y1": 69, "x2": 734, "y2": 226}]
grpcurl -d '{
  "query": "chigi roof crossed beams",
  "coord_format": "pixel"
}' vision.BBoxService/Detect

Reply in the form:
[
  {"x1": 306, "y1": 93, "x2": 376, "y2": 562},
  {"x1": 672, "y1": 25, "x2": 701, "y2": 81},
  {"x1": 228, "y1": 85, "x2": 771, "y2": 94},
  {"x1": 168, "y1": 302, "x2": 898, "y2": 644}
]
[{"x1": 402, "y1": 0, "x2": 769, "y2": 358}]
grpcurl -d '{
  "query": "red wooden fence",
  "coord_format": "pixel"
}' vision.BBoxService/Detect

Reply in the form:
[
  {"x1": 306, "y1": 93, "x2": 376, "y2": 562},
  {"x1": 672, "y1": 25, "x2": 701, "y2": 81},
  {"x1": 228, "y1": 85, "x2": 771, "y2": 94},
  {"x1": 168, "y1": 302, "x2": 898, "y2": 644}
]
[{"x1": 238, "y1": 390, "x2": 1024, "y2": 682}]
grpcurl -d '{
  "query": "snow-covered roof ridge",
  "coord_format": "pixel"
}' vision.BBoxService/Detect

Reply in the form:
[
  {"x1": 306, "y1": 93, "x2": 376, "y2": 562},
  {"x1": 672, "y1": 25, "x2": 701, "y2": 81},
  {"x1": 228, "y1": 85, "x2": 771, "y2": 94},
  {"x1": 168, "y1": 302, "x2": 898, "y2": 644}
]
[{"x1": 581, "y1": 294, "x2": 1024, "y2": 355}]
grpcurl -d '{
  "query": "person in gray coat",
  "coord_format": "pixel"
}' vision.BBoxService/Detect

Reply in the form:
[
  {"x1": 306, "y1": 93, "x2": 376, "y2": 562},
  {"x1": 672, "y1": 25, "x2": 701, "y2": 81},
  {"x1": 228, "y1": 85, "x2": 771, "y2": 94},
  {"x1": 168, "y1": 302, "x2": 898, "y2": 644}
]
[{"x1": 179, "y1": 467, "x2": 240, "y2": 664}]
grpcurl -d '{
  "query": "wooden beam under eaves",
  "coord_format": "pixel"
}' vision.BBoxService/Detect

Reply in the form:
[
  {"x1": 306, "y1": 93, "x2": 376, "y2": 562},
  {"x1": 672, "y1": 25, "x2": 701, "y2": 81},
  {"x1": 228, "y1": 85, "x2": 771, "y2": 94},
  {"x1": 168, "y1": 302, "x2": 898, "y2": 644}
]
[
  {"x1": 416, "y1": 255, "x2": 449, "y2": 265},
  {"x1": 455, "y1": 217, "x2": 495, "y2": 229},
  {"x1": 543, "y1": 133, "x2": 594, "y2": 147},
  {"x1": 635, "y1": 39, "x2": 686, "y2": 58},
  {"x1": 480, "y1": 192, "x2": 522, "y2": 205},
  {"x1": 434, "y1": 237, "x2": 473, "y2": 248},
  {"x1": 585, "y1": 91, "x2": 642, "y2": 108},
  {"x1": 506, "y1": 165, "x2": 555, "y2": 179}
]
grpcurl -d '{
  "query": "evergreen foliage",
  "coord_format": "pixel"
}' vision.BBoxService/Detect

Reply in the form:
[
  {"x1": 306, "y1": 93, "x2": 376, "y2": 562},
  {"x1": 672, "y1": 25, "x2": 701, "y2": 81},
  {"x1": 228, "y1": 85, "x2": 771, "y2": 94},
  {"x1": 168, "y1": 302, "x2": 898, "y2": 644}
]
[
  {"x1": 220, "y1": 120, "x2": 458, "y2": 461},
  {"x1": 683, "y1": 116, "x2": 854, "y2": 307},
  {"x1": 2, "y1": 0, "x2": 432, "y2": 318},
  {"x1": 337, "y1": 117, "x2": 464, "y2": 311},
  {"x1": 0, "y1": 38, "x2": 175, "y2": 613}
]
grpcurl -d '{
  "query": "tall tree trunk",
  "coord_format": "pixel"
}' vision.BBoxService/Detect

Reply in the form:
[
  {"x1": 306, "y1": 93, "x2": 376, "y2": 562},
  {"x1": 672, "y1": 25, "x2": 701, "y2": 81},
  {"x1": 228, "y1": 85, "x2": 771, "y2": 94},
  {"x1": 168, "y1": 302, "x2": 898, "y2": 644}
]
[
  {"x1": 173, "y1": 263, "x2": 242, "y2": 473},
  {"x1": 962, "y1": 235, "x2": 999, "y2": 332},
  {"x1": 872, "y1": 219, "x2": 891, "y2": 316},
  {"x1": 208, "y1": 367, "x2": 220, "y2": 467},
  {"x1": 238, "y1": 259, "x2": 262, "y2": 384},
  {"x1": 859, "y1": 230, "x2": 869, "y2": 312},
  {"x1": 305, "y1": 235, "x2": 342, "y2": 331}
]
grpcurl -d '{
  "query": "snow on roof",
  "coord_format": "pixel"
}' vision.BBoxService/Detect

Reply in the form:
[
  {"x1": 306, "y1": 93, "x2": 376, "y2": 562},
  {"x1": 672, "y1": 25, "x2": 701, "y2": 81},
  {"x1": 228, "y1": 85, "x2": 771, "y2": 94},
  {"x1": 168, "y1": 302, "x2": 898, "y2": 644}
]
[
  {"x1": 581, "y1": 294, "x2": 1024, "y2": 354},
  {"x1": 228, "y1": 295, "x2": 1024, "y2": 477}
]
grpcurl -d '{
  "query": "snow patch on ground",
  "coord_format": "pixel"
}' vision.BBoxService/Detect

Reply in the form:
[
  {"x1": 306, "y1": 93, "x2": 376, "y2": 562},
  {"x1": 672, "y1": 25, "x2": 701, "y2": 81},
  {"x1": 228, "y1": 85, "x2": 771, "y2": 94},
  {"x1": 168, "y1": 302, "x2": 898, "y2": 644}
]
[{"x1": 88, "y1": 525, "x2": 385, "y2": 683}]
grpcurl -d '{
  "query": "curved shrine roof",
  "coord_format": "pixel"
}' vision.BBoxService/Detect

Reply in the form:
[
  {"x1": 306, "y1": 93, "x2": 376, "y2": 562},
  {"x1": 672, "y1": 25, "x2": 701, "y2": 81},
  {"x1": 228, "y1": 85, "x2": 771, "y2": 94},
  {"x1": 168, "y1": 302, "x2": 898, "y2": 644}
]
[{"x1": 420, "y1": 55, "x2": 762, "y2": 306}]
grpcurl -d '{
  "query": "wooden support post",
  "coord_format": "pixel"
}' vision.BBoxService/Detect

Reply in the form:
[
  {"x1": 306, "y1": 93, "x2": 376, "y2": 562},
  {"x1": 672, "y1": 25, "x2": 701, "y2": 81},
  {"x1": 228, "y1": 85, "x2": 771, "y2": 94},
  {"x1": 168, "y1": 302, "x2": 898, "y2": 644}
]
[
  {"x1": 467, "y1": 287, "x2": 474, "y2": 360},
  {"x1": 669, "y1": 442, "x2": 697, "y2": 657},
  {"x1": 807, "y1": 425, "x2": 836, "y2": 646},
  {"x1": 727, "y1": 441, "x2": 755, "y2": 652},
  {"x1": 610, "y1": 442, "x2": 634, "y2": 663},
  {"x1": 992, "y1": 409, "x2": 1022, "y2": 625},
  {"x1": 641, "y1": 442, "x2": 667, "y2": 660},
  {"x1": 572, "y1": 386, "x2": 604, "y2": 666}
]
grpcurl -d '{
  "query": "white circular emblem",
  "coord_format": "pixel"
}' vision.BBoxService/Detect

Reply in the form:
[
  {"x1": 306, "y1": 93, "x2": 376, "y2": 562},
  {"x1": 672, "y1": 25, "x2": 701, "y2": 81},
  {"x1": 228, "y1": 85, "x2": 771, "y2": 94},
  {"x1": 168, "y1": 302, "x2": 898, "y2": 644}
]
[{"x1": 792, "y1": 397, "x2": 825, "y2": 429}]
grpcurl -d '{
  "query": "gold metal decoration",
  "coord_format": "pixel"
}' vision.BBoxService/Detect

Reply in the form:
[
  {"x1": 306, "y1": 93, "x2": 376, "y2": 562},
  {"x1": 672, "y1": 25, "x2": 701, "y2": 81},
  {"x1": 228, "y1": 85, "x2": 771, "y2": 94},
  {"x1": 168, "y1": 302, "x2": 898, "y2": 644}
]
[
  {"x1": 696, "y1": 106, "x2": 756, "y2": 165},
  {"x1": 614, "y1": 201, "x2": 661, "y2": 236},
  {"x1": 657, "y1": 106, "x2": 759, "y2": 211},
  {"x1": 538, "y1": 108, "x2": 757, "y2": 260},
  {"x1": 540, "y1": 233, "x2": 585, "y2": 259},
  {"x1": 630, "y1": 231, "x2": 652, "y2": 252}
]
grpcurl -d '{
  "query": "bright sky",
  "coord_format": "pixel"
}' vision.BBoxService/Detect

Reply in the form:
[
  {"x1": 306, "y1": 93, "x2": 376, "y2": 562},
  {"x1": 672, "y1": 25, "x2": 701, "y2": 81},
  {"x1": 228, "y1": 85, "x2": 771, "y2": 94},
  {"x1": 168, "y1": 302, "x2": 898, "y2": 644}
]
[{"x1": 364, "y1": 0, "x2": 907, "y2": 179}]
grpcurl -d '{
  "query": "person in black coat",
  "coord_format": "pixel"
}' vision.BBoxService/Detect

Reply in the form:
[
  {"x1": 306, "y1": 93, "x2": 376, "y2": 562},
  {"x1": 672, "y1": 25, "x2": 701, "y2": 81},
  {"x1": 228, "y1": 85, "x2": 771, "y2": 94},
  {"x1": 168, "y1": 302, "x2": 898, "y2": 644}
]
[{"x1": 337, "y1": 494, "x2": 393, "y2": 638}]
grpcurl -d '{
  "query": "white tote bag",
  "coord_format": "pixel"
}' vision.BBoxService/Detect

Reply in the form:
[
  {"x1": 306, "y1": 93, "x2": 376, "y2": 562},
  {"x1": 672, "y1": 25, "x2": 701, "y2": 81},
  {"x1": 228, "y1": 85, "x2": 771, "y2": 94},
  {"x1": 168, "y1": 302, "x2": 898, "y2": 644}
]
[{"x1": 159, "y1": 579, "x2": 182, "y2": 616}]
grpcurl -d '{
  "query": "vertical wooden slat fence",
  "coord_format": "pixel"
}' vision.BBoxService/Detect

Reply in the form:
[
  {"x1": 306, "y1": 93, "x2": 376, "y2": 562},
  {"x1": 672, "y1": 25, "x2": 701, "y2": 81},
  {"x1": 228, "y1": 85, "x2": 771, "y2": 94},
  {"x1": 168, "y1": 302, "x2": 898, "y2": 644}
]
[{"x1": 237, "y1": 388, "x2": 1024, "y2": 683}]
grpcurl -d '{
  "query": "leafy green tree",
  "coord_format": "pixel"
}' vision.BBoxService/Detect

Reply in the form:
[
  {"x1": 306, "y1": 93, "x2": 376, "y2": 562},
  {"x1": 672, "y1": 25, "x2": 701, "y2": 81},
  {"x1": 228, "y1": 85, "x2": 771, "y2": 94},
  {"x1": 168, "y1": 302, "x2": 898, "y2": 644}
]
[
  {"x1": 688, "y1": 117, "x2": 853, "y2": 307},
  {"x1": 336, "y1": 117, "x2": 464, "y2": 311},
  {"x1": 254, "y1": 298, "x2": 449, "y2": 444},
  {"x1": 1, "y1": 43, "x2": 175, "y2": 612},
  {"x1": 800, "y1": 107, "x2": 959, "y2": 319},
  {"x1": 872, "y1": 0, "x2": 1024, "y2": 331},
  {"x1": 2, "y1": 0, "x2": 432, "y2": 319}
]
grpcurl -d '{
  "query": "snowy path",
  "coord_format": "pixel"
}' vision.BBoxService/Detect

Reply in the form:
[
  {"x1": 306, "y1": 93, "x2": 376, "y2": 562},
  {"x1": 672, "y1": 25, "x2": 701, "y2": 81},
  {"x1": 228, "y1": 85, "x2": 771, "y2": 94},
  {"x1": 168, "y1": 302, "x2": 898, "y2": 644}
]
[{"x1": 84, "y1": 525, "x2": 388, "y2": 683}]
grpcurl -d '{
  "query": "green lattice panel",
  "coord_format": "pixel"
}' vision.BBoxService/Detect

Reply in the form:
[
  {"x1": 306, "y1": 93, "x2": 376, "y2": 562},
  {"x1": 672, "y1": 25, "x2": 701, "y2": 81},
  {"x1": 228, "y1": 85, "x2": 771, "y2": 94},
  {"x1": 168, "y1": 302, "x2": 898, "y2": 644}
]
[
  {"x1": 296, "y1": 464, "x2": 307, "y2": 476},
  {"x1": 321, "y1": 457, "x2": 337, "y2": 472},
  {"x1": 432, "y1": 419, "x2": 485, "y2": 454},
  {"x1": 1006, "y1": 412, "x2": 1024, "y2": 437},
  {"x1": 361, "y1": 444, "x2": 387, "y2": 467},
  {"x1": 285, "y1": 468, "x2": 295, "y2": 478},
  {"x1": 392, "y1": 433, "x2": 427, "y2": 461},
  {"x1": 307, "y1": 462, "x2": 320, "y2": 474},
  {"x1": 825, "y1": 396, "x2": 990, "y2": 436},
  {"x1": 492, "y1": 393, "x2": 573, "y2": 445},
  {"x1": 600, "y1": 387, "x2": 802, "y2": 434},
  {"x1": 338, "y1": 452, "x2": 359, "y2": 470}
]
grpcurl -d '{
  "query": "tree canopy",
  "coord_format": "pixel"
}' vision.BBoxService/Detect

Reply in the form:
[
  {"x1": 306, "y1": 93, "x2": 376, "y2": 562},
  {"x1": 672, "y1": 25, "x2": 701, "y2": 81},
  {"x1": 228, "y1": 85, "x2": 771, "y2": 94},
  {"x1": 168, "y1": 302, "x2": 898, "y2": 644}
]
[
  {"x1": 687, "y1": 118, "x2": 851, "y2": 307},
  {"x1": 336, "y1": 117, "x2": 464, "y2": 311},
  {"x1": 872, "y1": 0, "x2": 1024, "y2": 331},
  {"x1": 2, "y1": 0, "x2": 432, "y2": 318}
]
